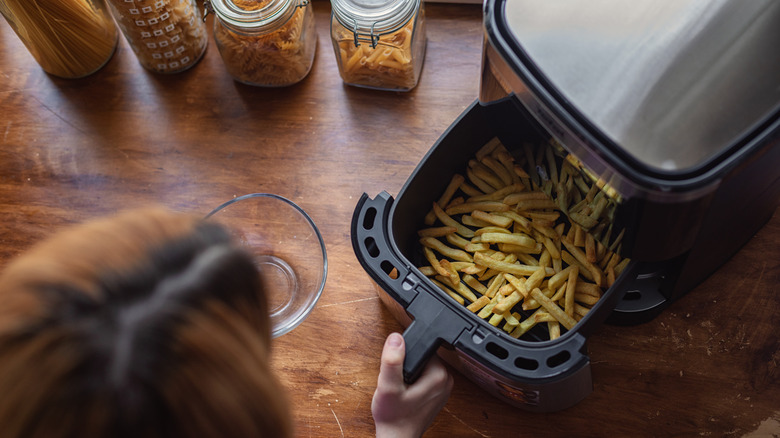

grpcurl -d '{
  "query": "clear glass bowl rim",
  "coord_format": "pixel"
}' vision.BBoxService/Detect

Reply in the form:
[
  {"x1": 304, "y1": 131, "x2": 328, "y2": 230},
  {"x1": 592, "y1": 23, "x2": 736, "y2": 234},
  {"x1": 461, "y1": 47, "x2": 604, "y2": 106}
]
[{"x1": 205, "y1": 193, "x2": 328, "y2": 337}]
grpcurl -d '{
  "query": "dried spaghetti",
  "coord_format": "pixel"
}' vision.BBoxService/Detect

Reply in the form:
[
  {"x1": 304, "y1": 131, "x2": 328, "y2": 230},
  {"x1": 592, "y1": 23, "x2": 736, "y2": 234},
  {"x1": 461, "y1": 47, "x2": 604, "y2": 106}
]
[{"x1": 0, "y1": 0, "x2": 117, "y2": 78}]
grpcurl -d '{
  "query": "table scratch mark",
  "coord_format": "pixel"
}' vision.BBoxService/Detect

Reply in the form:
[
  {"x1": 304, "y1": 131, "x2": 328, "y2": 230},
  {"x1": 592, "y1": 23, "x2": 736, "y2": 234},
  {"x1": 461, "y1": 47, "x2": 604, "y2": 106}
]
[
  {"x1": 31, "y1": 96, "x2": 87, "y2": 135},
  {"x1": 319, "y1": 296, "x2": 378, "y2": 308},
  {"x1": 331, "y1": 408, "x2": 345, "y2": 437},
  {"x1": 443, "y1": 407, "x2": 490, "y2": 437}
]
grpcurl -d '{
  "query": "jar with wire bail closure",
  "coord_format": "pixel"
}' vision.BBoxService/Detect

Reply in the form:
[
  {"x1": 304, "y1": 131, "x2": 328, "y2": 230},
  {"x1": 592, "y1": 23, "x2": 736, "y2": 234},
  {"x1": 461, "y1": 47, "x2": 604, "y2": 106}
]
[
  {"x1": 205, "y1": 0, "x2": 317, "y2": 87},
  {"x1": 330, "y1": 0, "x2": 426, "y2": 91}
]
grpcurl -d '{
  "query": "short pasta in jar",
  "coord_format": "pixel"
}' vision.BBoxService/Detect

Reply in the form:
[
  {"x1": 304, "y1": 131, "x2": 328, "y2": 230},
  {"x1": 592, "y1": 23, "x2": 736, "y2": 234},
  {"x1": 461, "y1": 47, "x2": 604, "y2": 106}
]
[
  {"x1": 209, "y1": 0, "x2": 317, "y2": 87},
  {"x1": 330, "y1": 0, "x2": 426, "y2": 91},
  {"x1": 105, "y1": 0, "x2": 208, "y2": 74}
]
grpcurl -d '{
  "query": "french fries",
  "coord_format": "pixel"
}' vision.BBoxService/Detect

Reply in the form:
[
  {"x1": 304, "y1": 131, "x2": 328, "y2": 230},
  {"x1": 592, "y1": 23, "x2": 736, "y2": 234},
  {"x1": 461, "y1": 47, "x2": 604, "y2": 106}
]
[{"x1": 415, "y1": 137, "x2": 629, "y2": 340}]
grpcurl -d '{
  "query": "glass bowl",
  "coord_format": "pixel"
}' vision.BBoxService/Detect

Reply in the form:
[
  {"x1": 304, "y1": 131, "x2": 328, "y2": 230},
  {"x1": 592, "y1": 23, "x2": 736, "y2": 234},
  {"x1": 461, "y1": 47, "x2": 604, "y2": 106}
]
[{"x1": 205, "y1": 193, "x2": 327, "y2": 337}]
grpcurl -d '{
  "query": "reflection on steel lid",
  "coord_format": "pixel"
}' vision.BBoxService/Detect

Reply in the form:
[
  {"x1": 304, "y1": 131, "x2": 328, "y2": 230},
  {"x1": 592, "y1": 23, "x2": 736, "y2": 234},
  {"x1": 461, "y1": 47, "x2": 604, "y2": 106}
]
[{"x1": 504, "y1": 0, "x2": 780, "y2": 172}]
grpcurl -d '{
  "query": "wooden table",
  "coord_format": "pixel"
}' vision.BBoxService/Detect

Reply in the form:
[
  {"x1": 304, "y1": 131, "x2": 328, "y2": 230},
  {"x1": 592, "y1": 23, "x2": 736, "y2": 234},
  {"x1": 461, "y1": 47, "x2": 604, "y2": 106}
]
[{"x1": 1, "y1": 2, "x2": 778, "y2": 436}]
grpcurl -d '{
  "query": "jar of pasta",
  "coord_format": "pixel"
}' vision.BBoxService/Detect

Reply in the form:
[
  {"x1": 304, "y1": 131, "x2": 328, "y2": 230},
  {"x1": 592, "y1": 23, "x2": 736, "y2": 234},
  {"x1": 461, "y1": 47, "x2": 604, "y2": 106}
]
[
  {"x1": 205, "y1": 0, "x2": 317, "y2": 87},
  {"x1": 105, "y1": 0, "x2": 208, "y2": 74},
  {"x1": 330, "y1": 0, "x2": 426, "y2": 91},
  {"x1": 0, "y1": 0, "x2": 118, "y2": 78}
]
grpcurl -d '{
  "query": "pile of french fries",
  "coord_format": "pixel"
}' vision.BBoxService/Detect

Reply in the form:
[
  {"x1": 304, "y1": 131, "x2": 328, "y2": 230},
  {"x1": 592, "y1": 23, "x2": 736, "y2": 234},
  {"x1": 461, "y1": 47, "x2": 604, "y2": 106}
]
[{"x1": 416, "y1": 137, "x2": 630, "y2": 340}]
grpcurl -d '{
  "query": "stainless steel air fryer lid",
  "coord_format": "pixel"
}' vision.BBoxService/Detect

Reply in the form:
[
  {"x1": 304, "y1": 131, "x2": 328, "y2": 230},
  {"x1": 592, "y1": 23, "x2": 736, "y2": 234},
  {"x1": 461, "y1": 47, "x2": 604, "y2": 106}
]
[{"x1": 481, "y1": 0, "x2": 780, "y2": 199}]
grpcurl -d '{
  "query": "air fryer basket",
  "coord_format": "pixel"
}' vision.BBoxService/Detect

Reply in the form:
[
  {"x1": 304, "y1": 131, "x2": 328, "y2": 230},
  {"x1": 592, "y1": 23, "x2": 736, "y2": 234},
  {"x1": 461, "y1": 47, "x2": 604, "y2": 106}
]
[{"x1": 352, "y1": 97, "x2": 641, "y2": 412}]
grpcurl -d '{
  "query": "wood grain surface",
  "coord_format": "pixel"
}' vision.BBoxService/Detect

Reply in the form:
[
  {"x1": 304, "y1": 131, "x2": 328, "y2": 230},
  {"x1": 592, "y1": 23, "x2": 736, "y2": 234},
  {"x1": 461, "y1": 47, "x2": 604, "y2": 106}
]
[{"x1": 1, "y1": 2, "x2": 778, "y2": 437}]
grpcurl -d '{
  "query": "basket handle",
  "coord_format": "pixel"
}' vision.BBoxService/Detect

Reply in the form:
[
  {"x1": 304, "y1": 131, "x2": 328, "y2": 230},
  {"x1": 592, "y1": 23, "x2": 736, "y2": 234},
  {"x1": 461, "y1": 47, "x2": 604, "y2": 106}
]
[
  {"x1": 351, "y1": 192, "x2": 471, "y2": 383},
  {"x1": 402, "y1": 287, "x2": 471, "y2": 384}
]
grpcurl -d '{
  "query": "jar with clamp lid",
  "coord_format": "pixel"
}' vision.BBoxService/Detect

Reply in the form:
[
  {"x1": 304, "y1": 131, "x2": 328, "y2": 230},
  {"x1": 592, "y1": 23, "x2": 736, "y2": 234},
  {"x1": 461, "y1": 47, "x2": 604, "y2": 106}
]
[
  {"x1": 330, "y1": 0, "x2": 426, "y2": 91},
  {"x1": 205, "y1": 0, "x2": 317, "y2": 87},
  {"x1": 104, "y1": 0, "x2": 208, "y2": 74},
  {"x1": 0, "y1": 0, "x2": 118, "y2": 78}
]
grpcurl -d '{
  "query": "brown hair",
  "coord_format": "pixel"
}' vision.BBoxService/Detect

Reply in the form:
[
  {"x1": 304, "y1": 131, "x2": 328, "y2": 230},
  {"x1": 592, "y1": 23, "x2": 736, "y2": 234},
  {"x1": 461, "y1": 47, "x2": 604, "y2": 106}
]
[{"x1": 0, "y1": 207, "x2": 292, "y2": 438}]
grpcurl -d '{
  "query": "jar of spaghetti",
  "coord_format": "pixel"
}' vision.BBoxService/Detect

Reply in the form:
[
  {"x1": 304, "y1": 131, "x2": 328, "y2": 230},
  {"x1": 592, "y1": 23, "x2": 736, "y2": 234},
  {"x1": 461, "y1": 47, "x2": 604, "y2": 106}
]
[
  {"x1": 0, "y1": 0, "x2": 118, "y2": 78},
  {"x1": 330, "y1": 0, "x2": 426, "y2": 91},
  {"x1": 105, "y1": 0, "x2": 208, "y2": 74},
  {"x1": 205, "y1": 0, "x2": 317, "y2": 87}
]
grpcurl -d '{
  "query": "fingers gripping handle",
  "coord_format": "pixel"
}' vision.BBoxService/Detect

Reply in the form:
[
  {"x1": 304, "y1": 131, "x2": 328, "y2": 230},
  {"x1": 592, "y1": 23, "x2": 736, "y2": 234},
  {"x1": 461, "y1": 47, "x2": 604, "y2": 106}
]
[
  {"x1": 402, "y1": 319, "x2": 442, "y2": 384},
  {"x1": 402, "y1": 291, "x2": 470, "y2": 384}
]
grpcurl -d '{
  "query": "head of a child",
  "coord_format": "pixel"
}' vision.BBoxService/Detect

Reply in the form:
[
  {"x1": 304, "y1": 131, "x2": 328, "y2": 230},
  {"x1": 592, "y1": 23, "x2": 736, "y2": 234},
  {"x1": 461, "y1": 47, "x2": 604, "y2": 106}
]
[{"x1": 0, "y1": 208, "x2": 292, "y2": 438}]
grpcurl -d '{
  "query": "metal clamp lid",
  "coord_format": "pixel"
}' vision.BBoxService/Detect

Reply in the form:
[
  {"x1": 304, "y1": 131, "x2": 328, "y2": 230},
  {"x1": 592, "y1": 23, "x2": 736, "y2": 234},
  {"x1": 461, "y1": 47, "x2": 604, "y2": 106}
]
[
  {"x1": 203, "y1": 0, "x2": 308, "y2": 29},
  {"x1": 332, "y1": 0, "x2": 418, "y2": 48},
  {"x1": 348, "y1": 18, "x2": 379, "y2": 48}
]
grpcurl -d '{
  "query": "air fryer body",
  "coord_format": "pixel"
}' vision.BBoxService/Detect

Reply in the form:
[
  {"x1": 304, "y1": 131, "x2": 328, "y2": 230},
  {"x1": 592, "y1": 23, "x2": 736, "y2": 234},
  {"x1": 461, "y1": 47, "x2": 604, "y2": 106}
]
[{"x1": 351, "y1": 0, "x2": 779, "y2": 412}]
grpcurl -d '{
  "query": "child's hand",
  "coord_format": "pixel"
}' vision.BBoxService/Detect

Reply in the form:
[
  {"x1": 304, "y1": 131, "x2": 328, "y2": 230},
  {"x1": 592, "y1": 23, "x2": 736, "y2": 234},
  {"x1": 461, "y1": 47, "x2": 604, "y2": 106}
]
[{"x1": 372, "y1": 332, "x2": 453, "y2": 438}]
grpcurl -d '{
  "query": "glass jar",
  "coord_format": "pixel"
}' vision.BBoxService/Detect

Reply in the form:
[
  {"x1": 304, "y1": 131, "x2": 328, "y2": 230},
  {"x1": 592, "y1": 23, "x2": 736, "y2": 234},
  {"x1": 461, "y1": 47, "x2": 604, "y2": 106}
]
[
  {"x1": 0, "y1": 0, "x2": 118, "y2": 78},
  {"x1": 104, "y1": 0, "x2": 208, "y2": 74},
  {"x1": 330, "y1": 0, "x2": 426, "y2": 91},
  {"x1": 206, "y1": 0, "x2": 317, "y2": 87}
]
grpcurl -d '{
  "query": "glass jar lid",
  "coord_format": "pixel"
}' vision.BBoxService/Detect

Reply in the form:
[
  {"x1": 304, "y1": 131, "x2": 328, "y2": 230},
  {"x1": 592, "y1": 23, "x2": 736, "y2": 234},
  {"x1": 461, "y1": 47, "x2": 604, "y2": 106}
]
[
  {"x1": 206, "y1": 0, "x2": 301, "y2": 31},
  {"x1": 331, "y1": 0, "x2": 418, "y2": 47}
]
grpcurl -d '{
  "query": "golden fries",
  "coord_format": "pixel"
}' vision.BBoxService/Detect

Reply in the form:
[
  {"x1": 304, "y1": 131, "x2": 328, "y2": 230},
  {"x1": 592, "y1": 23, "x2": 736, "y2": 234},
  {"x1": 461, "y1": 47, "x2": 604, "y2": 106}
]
[
  {"x1": 415, "y1": 136, "x2": 630, "y2": 341},
  {"x1": 418, "y1": 226, "x2": 457, "y2": 238},
  {"x1": 445, "y1": 201, "x2": 509, "y2": 215},
  {"x1": 474, "y1": 252, "x2": 554, "y2": 277},
  {"x1": 424, "y1": 174, "x2": 465, "y2": 225},
  {"x1": 432, "y1": 202, "x2": 475, "y2": 238},
  {"x1": 420, "y1": 236, "x2": 473, "y2": 263}
]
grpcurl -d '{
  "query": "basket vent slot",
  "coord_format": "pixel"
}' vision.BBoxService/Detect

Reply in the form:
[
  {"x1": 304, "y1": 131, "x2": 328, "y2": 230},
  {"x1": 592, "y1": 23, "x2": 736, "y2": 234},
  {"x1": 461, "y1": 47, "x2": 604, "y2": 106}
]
[
  {"x1": 546, "y1": 350, "x2": 571, "y2": 368},
  {"x1": 486, "y1": 342, "x2": 509, "y2": 360},
  {"x1": 622, "y1": 289, "x2": 642, "y2": 301},
  {"x1": 380, "y1": 260, "x2": 398, "y2": 279},
  {"x1": 362, "y1": 206, "x2": 378, "y2": 230},
  {"x1": 514, "y1": 356, "x2": 539, "y2": 371},
  {"x1": 364, "y1": 237, "x2": 380, "y2": 258}
]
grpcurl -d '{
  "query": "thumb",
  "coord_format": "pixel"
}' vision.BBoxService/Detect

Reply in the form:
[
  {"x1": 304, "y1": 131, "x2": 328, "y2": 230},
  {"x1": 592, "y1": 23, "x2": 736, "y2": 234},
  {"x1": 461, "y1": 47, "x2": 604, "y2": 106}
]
[{"x1": 377, "y1": 332, "x2": 406, "y2": 390}]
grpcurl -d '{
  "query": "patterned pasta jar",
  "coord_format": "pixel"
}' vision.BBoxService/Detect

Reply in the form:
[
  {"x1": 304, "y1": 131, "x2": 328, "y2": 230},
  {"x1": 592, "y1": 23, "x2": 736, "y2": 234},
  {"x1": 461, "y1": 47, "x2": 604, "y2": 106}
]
[
  {"x1": 205, "y1": 0, "x2": 317, "y2": 87},
  {"x1": 105, "y1": 0, "x2": 208, "y2": 74},
  {"x1": 330, "y1": 0, "x2": 426, "y2": 91},
  {"x1": 0, "y1": 0, "x2": 118, "y2": 78}
]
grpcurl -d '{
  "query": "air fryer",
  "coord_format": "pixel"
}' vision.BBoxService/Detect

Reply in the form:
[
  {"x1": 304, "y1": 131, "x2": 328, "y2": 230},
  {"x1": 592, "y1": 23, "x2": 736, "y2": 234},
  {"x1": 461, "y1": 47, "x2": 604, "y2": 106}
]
[{"x1": 351, "y1": 0, "x2": 780, "y2": 412}]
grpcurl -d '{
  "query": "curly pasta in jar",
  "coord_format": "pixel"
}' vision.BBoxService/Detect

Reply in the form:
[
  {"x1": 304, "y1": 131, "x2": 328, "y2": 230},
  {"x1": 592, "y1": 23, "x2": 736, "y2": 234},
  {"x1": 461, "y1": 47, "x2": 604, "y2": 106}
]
[
  {"x1": 330, "y1": 0, "x2": 426, "y2": 91},
  {"x1": 207, "y1": 0, "x2": 316, "y2": 87}
]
